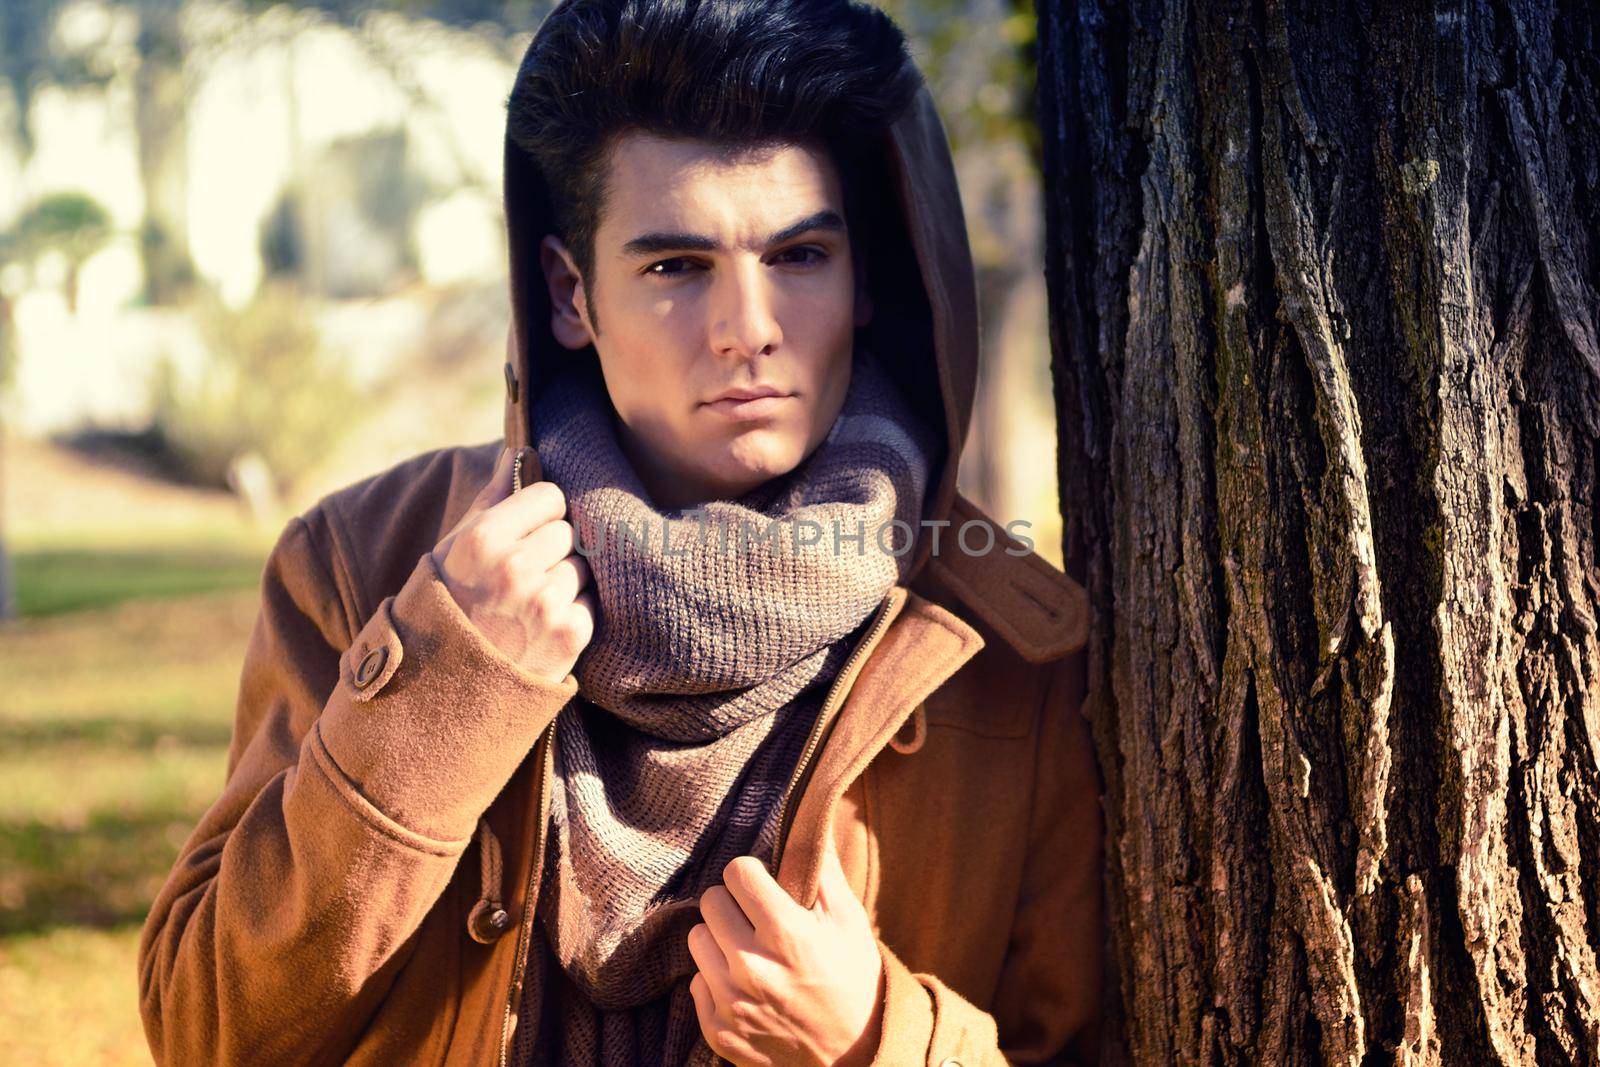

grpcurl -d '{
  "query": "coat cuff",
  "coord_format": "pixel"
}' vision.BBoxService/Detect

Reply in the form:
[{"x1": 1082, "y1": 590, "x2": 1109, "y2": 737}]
[
  {"x1": 870, "y1": 938, "x2": 1005, "y2": 1067},
  {"x1": 315, "y1": 548, "x2": 579, "y2": 843},
  {"x1": 870, "y1": 939, "x2": 936, "y2": 1064}
]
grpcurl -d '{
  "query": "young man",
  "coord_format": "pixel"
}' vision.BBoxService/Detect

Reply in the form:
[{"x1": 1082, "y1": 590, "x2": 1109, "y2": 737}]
[{"x1": 137, "y1": 0, "x2": 1102, "y2": 1064}]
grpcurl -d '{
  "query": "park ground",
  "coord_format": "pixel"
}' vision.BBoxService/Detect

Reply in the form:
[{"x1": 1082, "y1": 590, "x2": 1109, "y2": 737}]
[{"x1": 1, "y1": 436, "x2": 273, "y2": 1066}]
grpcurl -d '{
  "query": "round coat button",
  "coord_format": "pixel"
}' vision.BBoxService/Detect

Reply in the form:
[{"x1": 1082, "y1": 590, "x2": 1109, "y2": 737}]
[
  {"x1": 354, "y1": 646, "x2": 388, "y2": 689},
  {"x1": 938, "y1": 1060, "x2": 963, "y2": 1067},
  {"x1": 467, "y1": 900, "x2": 514, "y2": 944}
]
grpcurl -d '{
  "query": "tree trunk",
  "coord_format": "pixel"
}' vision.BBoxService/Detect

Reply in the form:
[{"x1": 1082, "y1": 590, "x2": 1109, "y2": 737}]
[
  {"x1": 134, "y1": 0, "x2": 195, "y2": 304},
  {"x1": 1036, "y1": 1, "x2": 1600, "y2": 1064}
]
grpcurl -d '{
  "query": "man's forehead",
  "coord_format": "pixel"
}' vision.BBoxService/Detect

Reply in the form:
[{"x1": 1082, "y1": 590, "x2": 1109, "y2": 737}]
[{"x1": 597, "y1": 131, "x2": 846, "y2": 247}]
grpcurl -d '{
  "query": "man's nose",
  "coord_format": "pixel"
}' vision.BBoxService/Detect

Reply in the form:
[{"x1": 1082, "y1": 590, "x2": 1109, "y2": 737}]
[{"x1": 708, "y1": 257, "x2": 782, "y2": 358}]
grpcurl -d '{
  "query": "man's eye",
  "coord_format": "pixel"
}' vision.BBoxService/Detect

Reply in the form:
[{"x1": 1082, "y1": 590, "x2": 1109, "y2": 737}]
[
  {"x1": 776, "y1": 246, "x2": 827, "y2": 266},
  {"x1": 646, "y1": 257, "x2": 701, "y2": 276}
]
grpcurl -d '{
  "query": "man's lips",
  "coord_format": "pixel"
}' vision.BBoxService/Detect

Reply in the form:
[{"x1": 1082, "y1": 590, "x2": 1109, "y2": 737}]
[
  {"x1": 703, "y1": 389, "x2": 795, "y2": 419},
  {"x1": 705, "y1": 384, "x2": 789, "y2": 403}
]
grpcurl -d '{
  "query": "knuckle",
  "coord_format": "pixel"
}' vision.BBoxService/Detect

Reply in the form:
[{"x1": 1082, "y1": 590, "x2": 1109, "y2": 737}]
[
  {"x1": 559, "y1": 620, "x2": 591, "y2": 656},
  {"x1": 527, "y1": 590, "x2": 556, "y2": 627},
  {"x1": 543, "y1": 518, "x2": 575, "y2": 551},
  {"x1": 766, "y1": 926, "x2": 801, "y2": 961},
  {"x1": 547, "y1": 627, "x2": 585, "y2": 659},
  {"x1": 531, "y1": 480, "x2": 566, "y2": 514},
  {"x1": 564, "y1": 600, "x2": 596, "y2": 642},
  {"x1": 531, "y1": 585, "x2": 569, "y2": 627},
  {"x1": 461, "y1": 525, "x2": 495, "y2": 564}
]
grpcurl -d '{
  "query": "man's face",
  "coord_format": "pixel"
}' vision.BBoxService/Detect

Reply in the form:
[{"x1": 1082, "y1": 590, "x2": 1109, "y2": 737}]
[{"x1": 539, "y1": 132, "x2": 872, "y2": 511}]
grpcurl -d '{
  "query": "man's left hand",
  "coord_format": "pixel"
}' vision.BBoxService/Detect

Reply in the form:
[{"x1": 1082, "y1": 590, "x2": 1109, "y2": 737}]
[{"x1": 687, "y1": 831, "x2": 886, "y2": 1067}]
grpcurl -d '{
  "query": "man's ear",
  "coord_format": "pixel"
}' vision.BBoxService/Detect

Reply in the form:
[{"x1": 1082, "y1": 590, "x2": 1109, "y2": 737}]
[
  {"x1": 539, "y1": 234, "x2": 596, "y2": 350},
  {"x1": 852, "y1": 247, "x2": 874, "y2": 329}
]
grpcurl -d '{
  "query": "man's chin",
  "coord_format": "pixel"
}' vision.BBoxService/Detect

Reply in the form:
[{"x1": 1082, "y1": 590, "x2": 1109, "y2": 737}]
[{"x1": 695, "y1": 446, "x2": 809, "y2": 497}]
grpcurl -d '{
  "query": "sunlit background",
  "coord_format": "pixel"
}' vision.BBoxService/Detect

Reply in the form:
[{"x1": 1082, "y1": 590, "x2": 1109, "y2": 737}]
[{"x1": 0, "y1": 1, "x2": 1058, "y2": 1061}]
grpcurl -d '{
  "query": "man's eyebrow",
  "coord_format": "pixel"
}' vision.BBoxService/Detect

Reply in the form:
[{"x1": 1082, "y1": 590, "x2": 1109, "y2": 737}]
[{"x1": 620, "y1": 209, "x2": 846, "y2": 258}]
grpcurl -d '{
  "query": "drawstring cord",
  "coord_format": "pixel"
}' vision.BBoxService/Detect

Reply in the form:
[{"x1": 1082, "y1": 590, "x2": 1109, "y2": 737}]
[
  {"x1": 887, "y1": 702, "x2": 927, "y2": 755},
  {"x1": 466, "y1": 815, "x2": 511, "y2": 944}
]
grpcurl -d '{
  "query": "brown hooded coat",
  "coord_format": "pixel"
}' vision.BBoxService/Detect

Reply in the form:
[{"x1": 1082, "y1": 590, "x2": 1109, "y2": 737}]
[{"x1": 136, "y1": 72, "x2": 1103, "y2": 1066}]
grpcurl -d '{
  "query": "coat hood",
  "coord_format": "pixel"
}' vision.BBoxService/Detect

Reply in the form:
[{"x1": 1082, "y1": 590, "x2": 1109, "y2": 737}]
[
  {"x1": 496, "y1": 43, "x2": 1086, "y2": 663},
  {"x1": 497, "y1": 77, "x2": 976, "y2": 589}
]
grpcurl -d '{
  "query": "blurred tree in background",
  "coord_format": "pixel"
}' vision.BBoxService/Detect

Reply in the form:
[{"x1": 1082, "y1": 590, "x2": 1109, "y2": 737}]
[
  {"x1": 147, "y1": 281, "x2": 358, "y2": 496},
  {"x1": 9, "y1": 192, "x2": 114, "y2": 313},
  {"x1": 0, "y1": 0, "x2": 199, "y2": 302}
]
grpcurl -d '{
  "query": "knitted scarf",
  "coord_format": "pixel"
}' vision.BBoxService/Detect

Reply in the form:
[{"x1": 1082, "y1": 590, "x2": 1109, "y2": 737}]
[{"x1": 511, "y1": 346, "x2": 937, "y2": 1066}]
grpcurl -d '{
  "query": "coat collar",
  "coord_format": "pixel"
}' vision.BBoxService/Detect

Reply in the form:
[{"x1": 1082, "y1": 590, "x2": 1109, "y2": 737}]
[{"x1": 774, "y1": 586, "x2": 985, "y2": 908}]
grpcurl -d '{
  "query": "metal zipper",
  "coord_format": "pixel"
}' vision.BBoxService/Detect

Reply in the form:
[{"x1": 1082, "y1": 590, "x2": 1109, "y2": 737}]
[
  {"x1": 498, "y1": 718, "x2": 556, "y2": 1067},
  {"x1": 771, "y1": 589, "x2": 900, "y2": 870},
  {"x1": 511, "y1": 448, "x2": 527, "y2": 494}
]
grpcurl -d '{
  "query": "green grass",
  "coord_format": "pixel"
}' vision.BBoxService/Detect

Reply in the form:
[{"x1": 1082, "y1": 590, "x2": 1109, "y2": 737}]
[
  {"x1": 1, "y1": 531, "x2": 267, "y2": 1065},
  {"x1": 12, "y1": 546, "x2": 266, "y2": 617},
  {"x1": 0, "y1": 924, "x2": 157, "y2": 1067},
  {"x1": 10, "y1": 523, "x2": 275, "y2": 618}
]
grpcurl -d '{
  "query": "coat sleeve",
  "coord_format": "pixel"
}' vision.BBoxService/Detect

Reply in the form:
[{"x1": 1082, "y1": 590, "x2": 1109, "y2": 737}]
[
  {"x1": 135, "y1": 508, "x2": 579, "y2": 1067},
  {"x1": 866, "y1": 651, "x2": 1104, "y2": 1066}
]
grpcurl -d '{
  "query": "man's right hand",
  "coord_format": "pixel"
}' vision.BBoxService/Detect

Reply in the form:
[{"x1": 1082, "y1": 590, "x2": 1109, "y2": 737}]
[{"x1": 430, "y1": 445, "x2": 597, "y2": 685}]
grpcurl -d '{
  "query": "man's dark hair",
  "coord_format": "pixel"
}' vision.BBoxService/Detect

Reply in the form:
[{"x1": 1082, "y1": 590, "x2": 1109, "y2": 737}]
[{"x1": 507, "y1": 0, "x2": 924, "y2": 334}]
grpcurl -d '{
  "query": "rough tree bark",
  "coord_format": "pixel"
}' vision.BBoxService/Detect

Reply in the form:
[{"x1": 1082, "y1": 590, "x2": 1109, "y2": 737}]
[{"x1": 1036, "y1": 1, "x2": 1600, "y2": 1063}]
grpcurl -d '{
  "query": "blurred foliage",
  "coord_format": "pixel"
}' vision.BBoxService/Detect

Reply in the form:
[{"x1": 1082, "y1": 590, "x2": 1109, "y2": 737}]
[
  {"x1": 0, "y1": 0, "x2": 111, "y2": 154},
  {"x1": 1005, "y1": 0, "x2": 1041, "y2": 168},
  {"x1": 238, "y1": 0, "x2": 548, "y2": 36},
  {"x1": 6, "y1": 191, "x2": 114, "y2": 313},
  {"x1": 877, "y1": 0, "x2": 1038, "y2": 155},
  {"x1": 261, "y1": 126, "x2": 437, "y2": 295},
  {"x1": 9, "y1": 191, "x2": 114, "y2": 264},
  {"x1": 342, "y1": 126, "x2": 435, "y2": 246},
  {"x1": 147, "y1": 282, "x2": 361, "y2": 493}
]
